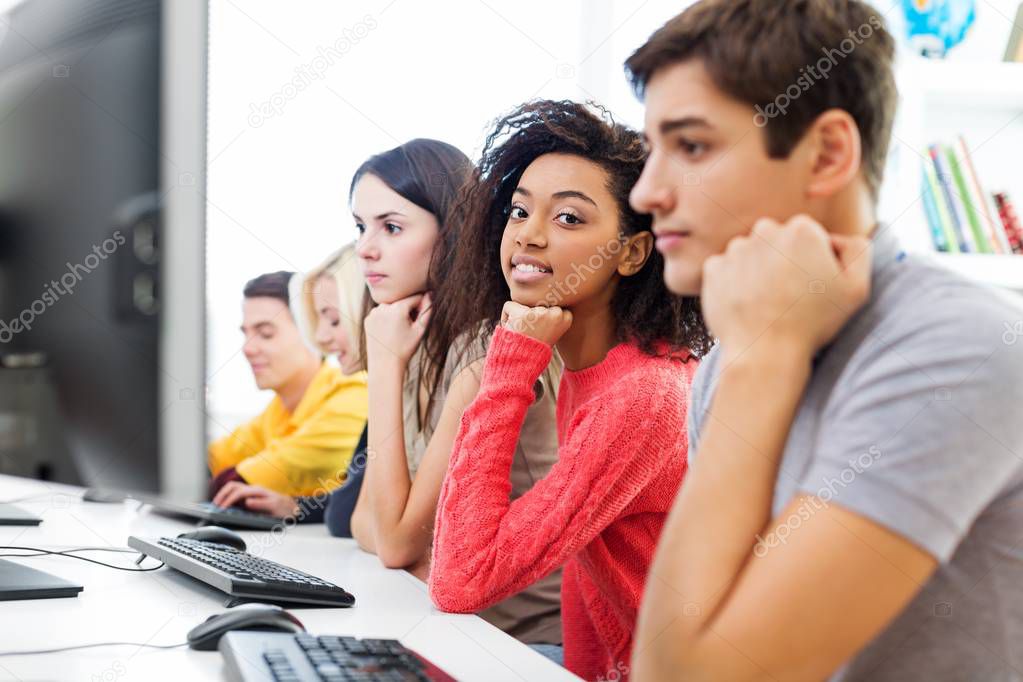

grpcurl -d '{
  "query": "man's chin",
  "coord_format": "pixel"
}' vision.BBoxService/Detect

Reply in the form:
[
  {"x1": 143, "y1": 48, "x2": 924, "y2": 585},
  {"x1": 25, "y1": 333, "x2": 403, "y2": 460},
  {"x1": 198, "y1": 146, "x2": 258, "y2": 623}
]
[
  {"x1": 252, "y1": 376, "x2": 275, "y2": 391},
  {"x1": 664, "y1": 262, "x2": 702, "y2": 297}
]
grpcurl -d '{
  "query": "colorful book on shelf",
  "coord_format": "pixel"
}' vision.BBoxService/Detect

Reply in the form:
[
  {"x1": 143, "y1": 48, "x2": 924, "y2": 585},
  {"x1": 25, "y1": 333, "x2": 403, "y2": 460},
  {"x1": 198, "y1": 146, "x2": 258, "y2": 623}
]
[
  {"x1": 922, "y1": 155, "x2": 960, "y2": 253},
  {"x1": 954, "y1": 136, "x2": 1011, "y2": 254},
  {"x1": 920, "y1": 175, "x2": 949, "y2": 251},
  {"x1": 944, "y1": 144, "x2": 993, "y2": 253},
  {"x1": 994, "y1": 192, "x2": 1023, "y2": 254},
  {"x1": 928, "y1": 145, "x2": 974, "y2": 252}
]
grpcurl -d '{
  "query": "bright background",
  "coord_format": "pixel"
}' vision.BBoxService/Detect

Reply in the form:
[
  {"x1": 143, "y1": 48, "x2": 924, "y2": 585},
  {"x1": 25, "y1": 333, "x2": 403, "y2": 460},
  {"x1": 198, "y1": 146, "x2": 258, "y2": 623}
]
[{"x1": 204, "y1": 0, "x2": 1021, "y2": 433}]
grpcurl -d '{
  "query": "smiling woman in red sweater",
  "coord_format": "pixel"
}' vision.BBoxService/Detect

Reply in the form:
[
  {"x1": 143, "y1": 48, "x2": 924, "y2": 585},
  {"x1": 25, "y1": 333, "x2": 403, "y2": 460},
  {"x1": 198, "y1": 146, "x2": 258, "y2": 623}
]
[{"x1": 427, "y1": 100, "x2": 711, "y2": 680}]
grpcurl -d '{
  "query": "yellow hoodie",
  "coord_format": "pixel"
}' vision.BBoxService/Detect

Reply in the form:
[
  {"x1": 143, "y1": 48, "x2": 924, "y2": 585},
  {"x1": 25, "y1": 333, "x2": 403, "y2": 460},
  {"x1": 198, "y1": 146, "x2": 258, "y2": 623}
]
[{"x1": 208, "y1": 363, "x2": 368, "y2": 496}]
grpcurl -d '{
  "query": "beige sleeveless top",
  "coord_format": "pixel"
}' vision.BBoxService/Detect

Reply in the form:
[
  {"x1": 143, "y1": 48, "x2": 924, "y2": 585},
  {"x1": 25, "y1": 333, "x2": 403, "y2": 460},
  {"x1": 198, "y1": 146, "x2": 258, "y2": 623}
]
[{"x1": 403, "y1": 330, "x2": 563, "y2": 645}]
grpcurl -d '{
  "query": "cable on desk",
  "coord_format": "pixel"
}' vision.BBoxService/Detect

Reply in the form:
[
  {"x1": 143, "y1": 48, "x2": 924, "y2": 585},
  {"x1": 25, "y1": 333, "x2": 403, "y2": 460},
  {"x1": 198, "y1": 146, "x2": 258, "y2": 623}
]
[
  {"x1": 0, "y1": 641, "x2": 188, "y2": 656},
  {"x1": 0, "y1": 546, "x2": 136, "y2": 557},
  {"x1": 0, "y1": 546, "x2": 165, "y2": 572}
]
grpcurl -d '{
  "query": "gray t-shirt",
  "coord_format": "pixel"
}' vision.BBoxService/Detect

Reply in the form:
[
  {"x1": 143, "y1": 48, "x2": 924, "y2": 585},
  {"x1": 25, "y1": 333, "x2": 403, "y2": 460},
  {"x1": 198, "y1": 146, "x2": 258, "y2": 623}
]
[{"x1": 689, "y1": 226, "x2": 1023, "y2": 681}]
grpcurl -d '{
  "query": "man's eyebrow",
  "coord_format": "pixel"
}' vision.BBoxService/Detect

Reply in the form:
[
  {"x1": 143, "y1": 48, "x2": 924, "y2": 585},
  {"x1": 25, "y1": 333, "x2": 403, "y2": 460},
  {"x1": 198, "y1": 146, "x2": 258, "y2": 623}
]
[{"x1": 659, "y1": 116, "x2": 713, "y2": 134}]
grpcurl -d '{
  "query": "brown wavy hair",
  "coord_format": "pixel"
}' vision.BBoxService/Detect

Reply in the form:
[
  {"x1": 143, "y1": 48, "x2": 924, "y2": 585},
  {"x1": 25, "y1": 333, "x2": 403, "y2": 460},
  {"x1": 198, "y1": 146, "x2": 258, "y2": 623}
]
[{"x1": 425, "y1": 99, "x2": 711, "y2": 377}]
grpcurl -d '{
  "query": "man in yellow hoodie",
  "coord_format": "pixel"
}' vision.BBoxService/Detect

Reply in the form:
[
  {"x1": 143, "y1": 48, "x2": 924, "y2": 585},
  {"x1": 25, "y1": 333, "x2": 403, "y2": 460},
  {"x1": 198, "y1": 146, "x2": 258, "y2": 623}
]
[{"x1": 208, "y1": 271, "x2": 368, "y2": 499}]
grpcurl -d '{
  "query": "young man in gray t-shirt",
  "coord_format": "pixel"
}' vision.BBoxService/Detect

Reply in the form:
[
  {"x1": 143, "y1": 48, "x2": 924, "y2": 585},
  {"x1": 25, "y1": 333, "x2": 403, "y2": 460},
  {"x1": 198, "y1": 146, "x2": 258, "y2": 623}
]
[{"x1": 624, "y1": 1, "x2": 1023, "y2": 680}]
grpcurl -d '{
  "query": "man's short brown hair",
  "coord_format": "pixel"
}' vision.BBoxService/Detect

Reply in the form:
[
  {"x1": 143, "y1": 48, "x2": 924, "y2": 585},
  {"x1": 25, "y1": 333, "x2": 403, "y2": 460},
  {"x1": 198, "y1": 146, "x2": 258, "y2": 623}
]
[
  {"x1": 244, "y1": 270, "x2": 293, "y2": 306},
  {"x1": 625, "y1": 0, "x2": 897, "y2": 199}
]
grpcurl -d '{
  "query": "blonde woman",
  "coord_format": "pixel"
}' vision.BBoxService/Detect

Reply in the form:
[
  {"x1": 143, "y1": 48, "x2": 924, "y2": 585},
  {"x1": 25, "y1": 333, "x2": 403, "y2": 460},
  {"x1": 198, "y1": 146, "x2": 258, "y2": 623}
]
[{"x1": 213, "y1": 244, "x2": 371, "y2": 536}]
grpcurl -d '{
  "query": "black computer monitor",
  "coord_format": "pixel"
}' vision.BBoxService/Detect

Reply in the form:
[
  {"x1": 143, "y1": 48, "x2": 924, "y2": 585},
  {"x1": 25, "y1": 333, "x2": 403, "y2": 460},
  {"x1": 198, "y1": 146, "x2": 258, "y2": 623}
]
[{"x1": 0, "y1": 0, "x2": 207, "y2": 495}]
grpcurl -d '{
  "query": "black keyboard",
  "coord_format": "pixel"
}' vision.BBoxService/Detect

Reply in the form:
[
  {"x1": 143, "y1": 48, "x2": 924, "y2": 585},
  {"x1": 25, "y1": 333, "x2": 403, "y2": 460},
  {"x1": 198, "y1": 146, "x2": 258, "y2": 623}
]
[
  {"x1": 220, "y1": 632, "x2": 456, "y2": 681},
  {"x1": 133, "y1": 494, "x2": 285, "y2": 530},
  {"x1": 127, "y1": 536, "x2": 355, "y2": 607},
  {"x1": 196, "y1": 502, "x2": 288, "y2": 528}
]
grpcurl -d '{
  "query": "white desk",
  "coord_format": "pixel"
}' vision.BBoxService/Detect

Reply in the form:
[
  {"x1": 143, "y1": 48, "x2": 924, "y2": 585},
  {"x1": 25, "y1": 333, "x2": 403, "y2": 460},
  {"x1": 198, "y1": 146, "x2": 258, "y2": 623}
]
[{"x1": 0, "y1": 475, "x2": 578, "y2": 681}]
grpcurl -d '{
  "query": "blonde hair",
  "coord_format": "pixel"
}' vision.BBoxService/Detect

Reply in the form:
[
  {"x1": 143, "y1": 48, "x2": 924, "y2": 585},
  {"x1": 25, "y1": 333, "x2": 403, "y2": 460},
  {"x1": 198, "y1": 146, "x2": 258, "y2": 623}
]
[{"x1": 300, "y1": 243, "x2": 367, "y2": 370}]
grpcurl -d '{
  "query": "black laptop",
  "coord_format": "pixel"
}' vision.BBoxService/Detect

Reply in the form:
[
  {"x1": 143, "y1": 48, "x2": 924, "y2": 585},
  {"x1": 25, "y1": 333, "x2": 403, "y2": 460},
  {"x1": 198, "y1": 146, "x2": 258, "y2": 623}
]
[
  {"x1": 0, "y1": 503, "x2": 42, "y2": 526},
  {"x1": 0, "y1": 559, "x2": 83, "y2": 600}
]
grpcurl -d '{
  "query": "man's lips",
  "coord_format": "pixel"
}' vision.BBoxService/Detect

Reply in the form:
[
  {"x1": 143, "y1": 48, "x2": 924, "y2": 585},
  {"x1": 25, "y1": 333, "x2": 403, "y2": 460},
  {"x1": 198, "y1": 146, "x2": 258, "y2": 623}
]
[{"x1": 654, "y1": 229, "x2": 691, "y2": 252}]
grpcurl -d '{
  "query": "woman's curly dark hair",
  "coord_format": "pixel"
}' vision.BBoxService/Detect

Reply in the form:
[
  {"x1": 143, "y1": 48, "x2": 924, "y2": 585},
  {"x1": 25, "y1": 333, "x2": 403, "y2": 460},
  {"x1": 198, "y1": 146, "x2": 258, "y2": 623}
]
[{"x1": 425, "y1": 99, "x2": 711, "y2": 378}]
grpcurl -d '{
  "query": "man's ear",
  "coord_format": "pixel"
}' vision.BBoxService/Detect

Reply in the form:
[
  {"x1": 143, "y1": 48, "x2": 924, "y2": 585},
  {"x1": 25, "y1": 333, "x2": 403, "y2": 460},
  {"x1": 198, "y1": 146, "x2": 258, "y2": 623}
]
[
  {"x1": 805, "y1": 108, "x2": 862, "y2": 199},
  {"x1": 617, "y1": 231, "x2": 654, "y2": 277}
]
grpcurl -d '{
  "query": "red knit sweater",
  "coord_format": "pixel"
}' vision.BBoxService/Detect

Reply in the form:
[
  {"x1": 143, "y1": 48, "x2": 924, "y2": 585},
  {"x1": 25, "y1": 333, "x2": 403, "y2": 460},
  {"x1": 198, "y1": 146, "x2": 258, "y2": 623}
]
[{"x1": 429, "y1": 327, "x2": 697, "y2": 681}]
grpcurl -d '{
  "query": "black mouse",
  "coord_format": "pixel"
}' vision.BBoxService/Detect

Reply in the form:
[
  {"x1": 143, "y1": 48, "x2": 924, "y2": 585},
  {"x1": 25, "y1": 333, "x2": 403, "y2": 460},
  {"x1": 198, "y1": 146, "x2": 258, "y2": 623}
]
[
  {"x1": 187, "y1": 605, "x2": 305, "y2": 651},
  {"x1": 177, "y1": 525, "x2": 247, "y2": 551}
]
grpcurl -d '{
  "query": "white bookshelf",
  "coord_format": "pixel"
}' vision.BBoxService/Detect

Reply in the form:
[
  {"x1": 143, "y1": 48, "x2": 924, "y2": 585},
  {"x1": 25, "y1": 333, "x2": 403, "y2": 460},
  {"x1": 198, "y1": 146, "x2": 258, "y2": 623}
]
[
  {"x1": 930, "y1": 253, "x2": 1023, "y2": 289},
  {"x1": 881, "y1": 56, "x2": 1023, "y2": 292},
  {"x1": 901, "y1": 58, "x2": 1023, "y2": 109}
]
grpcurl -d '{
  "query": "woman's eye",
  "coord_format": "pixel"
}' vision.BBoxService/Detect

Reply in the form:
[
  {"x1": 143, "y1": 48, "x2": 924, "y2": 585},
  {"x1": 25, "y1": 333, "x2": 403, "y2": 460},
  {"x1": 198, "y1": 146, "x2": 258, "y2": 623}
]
[
  {"x1": 385, "y1": 222, "x2": 402, "y2": 235},
  {"x1": 355, "y1": 222, "x2": 366, "y2": 235},
  {"x1": 556, "y1": 211, "x2": 583, "y2": 226},
  {"x1": 509, "y1": 206, "x2": 528, "y2": 220}
]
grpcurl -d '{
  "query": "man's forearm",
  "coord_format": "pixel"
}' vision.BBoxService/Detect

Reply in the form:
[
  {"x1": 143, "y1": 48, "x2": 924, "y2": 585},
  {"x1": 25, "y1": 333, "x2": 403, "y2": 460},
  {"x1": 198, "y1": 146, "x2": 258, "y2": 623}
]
[{"x1": 636, "y1": 346, "x2": 811, "y2": 678}]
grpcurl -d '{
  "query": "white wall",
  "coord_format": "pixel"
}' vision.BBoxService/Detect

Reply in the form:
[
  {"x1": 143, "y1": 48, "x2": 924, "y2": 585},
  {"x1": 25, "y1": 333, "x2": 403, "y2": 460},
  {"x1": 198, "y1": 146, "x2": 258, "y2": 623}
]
[
  {"x1": 205, "y1": 0, "x2": 1021, "y2": 433},
  {"x1": 204, "y1": 0, "x2": 693, "y2": 433}
]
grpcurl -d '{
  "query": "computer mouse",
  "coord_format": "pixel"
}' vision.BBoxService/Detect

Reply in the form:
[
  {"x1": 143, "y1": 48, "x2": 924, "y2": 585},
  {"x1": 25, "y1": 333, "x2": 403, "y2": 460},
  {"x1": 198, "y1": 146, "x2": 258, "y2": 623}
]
[
  {"x1": 186, "y1": 605, "x2": 305, "y2": 651},
  {"x1": 177, "y1": 525, "x2": 247, "y2": 552}
]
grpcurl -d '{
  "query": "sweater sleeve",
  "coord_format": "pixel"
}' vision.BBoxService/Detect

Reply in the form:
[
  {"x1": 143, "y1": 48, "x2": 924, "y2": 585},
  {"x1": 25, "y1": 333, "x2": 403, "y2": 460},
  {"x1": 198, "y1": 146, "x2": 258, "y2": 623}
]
[
  {"x1": 235, "y1": 382, "x2": 368, "y2": 496},
  {"x1": 208, "y1": 412, "x2": 268, "y2": 476},
  {"x1": 429, "y1": 326, "x2": 686, "y2": 614},
  {"x1": 294, "y1": 430, "x2": 367, "y2": 530}
]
